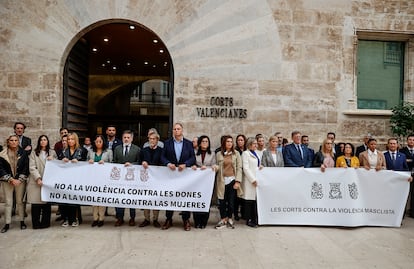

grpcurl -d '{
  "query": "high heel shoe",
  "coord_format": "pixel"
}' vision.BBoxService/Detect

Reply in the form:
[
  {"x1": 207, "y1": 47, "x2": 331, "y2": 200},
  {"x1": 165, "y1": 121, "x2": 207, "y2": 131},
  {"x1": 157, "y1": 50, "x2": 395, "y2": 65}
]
[{"x1": 1, "y1": 224, "x2": 10, "y2": 233}]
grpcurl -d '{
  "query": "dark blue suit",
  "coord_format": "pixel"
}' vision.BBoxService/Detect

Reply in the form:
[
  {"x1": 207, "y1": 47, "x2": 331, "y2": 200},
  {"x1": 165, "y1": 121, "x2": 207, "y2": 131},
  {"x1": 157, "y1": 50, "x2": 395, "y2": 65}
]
[
  {"x1": 283, "y1": 143, "x2": 313, "y2": 168},
  {"x1": 161, "y1": 137, "x2": 196, "y2": 222},
  {"x1": 384, "y1": 151, "x2": 409, "y2": 171},
  {"x1": 161, "y1": 138, "x2": 195, "y2": 167}
]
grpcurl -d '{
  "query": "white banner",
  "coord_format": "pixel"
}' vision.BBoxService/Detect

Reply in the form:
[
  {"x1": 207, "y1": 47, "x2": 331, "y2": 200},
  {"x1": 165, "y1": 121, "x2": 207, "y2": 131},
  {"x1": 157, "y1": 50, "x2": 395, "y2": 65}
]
[
  {"x1": 41, "y1": 160, "x2": 215, "y2": 212},
  {"x1": 257, "y1": 168, "x2": 410, "y2": 227}
]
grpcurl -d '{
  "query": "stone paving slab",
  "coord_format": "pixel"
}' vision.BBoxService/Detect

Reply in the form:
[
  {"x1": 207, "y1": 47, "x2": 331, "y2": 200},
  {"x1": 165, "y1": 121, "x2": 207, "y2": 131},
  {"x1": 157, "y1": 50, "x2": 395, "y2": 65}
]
[{"x1": 1, "y1": 206, "x2": 414, "y2": 269}]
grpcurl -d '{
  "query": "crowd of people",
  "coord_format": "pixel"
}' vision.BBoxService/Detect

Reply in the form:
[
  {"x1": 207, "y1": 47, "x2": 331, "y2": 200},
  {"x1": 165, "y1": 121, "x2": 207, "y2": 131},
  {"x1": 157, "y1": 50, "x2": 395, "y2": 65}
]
[{"x1": 0, "y1": 122, "x2": 413, "y2": 233}]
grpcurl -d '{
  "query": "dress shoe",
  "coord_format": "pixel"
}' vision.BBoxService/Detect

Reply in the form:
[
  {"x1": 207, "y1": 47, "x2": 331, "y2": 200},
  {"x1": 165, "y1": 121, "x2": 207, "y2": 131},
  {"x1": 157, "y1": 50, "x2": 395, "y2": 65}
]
[
  {"x1": 184, "y1": 220, "x2": 191, "y2": 231},
  {"x1": 153, "y1": 220, "x2": 161, "y2": 228},
  {"x1": 1, "y1": 224, "x2": 9, "y2": 233},
  {"x1": 20, "y1": 221, "x2": 27, "y2": 230},
  {"x1": 91, "y1": 221, "x2": 99, "y2": 227},
  {"x1": 114, "y1": 219, "x2": 124, "y2": 227},
  {"x1": 162, "y1": 219, "x2": 173, "y2": 230},
  {"x1": 129, "y1": 218, "x2": 136, "y2": 226},
  {"x1": 97, "y1": 221, "x2": 104, "y2": 227},
  {"x1": 139, "y1": 219, "x2": 150, "y2": 227}
]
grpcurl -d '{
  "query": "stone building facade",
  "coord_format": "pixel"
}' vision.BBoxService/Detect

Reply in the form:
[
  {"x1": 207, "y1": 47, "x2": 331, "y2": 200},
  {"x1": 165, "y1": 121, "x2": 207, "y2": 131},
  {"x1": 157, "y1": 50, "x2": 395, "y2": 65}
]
[{"x1": 1, "y1": 0, "x2": 413, "y2": 148}]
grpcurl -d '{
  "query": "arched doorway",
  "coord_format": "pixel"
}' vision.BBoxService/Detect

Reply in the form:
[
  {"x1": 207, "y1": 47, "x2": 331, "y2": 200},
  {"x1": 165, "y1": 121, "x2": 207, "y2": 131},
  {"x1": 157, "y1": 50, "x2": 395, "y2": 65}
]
[{"x1": 63, "y1": 21, "x2": 173, "y2": 146}]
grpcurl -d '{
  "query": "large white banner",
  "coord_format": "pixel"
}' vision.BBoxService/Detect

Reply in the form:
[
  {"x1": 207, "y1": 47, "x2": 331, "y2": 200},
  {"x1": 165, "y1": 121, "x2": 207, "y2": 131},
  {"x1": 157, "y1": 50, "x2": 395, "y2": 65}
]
[
  {"x1": 257, "y1": 168, "x2": 410, "y2": 227},
  {"x1": 42, "y1": 160, "x2": 215, "y2": 212}
]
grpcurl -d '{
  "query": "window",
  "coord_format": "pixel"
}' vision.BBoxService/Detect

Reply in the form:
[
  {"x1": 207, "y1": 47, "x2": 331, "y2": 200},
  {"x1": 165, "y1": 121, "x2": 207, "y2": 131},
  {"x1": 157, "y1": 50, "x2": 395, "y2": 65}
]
[{"x1": 357, "y1": 40, "x2": 404, "y2": 110}]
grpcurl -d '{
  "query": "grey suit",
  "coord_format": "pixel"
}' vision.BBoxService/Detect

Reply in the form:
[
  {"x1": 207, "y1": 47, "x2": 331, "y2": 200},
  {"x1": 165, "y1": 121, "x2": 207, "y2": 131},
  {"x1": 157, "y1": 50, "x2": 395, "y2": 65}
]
[
  {"x1": 113, "y1": 144, "x2": 140, "y2": 164},
  {"x1": 113, "y1": 144, "x2": 141, "y2": 222},
  {"x1": 261, "y1": 149, "x2": 284, "y2": 167}
]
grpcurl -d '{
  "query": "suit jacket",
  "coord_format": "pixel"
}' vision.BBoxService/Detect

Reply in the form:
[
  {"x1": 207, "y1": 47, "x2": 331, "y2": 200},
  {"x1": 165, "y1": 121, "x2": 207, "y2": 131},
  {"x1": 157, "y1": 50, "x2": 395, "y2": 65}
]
[
  {"x1": 140, "y1": 146, "x2": 163, "y2": 165},
  {"x1": 384, "y1": 151, "x2": 408, "y2": 171},
  {"x1": 283, "y1": 143, "x2": 312, "y2": 168},
  {"x1": 400, "y1": 147, "x2": 414, "y2": 171},
  {"x1": 28, "y1": 149, "x2": 57, "y2": 204},
  {"x1": 355, "y1": 144, "x2": 367, "y2": 159},
  {"x1": 113, "y1": 144, "x2": 140, "y2": 164},
  {"x1": 161, "y1": 137, "x2": 195, "y2": 167},
  {"x1": 19, "y1": 135, "x2": 32, "y2": 150},
  {"x1": 195, "y1": 151, "x2": 216, "y2": 167},
  {"x1": 261, "y1": 149, "x2": 284, "y2": 167},
  {"x1": 358, "y1": 150, "x2": 386, "y2": 170},
  {"x1": 106, "y1": 138, "x2": 122, "y2": 150}
]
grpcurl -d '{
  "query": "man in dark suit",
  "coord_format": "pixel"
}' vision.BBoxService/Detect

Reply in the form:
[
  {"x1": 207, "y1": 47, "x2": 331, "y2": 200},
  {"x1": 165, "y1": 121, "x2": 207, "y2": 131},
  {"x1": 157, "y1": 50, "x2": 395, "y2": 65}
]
[
  {"x1": 106, "y1": 125, "x2": 122, "y2": 150},
  {"x1": 384, "y1": 138, "x2": 409, "y2": 171},
  {"x1": 14, "y1": 122, "x2": 31, "y2": 153},
  {"x1": 301, "y1": 135, "x2": 315, "y2": 163},
  {"x1": 356, "y1": 133, "x2": 372, "y2": 158},
  {"x1": 160, "y1": 123, "x2": 196, "y2": 231},
  {"x1": 113, "y1": 130, "x2": 141, "y2": 227},
  {"x1": 13, "y1": 122, "x2": 31, "y2": 217},
  {"x1": 283, "y1": 131, "x2": 313, "y2": 168},
  {"x1": 399, "y1": 134, "x2": 414, "y2": 217}
]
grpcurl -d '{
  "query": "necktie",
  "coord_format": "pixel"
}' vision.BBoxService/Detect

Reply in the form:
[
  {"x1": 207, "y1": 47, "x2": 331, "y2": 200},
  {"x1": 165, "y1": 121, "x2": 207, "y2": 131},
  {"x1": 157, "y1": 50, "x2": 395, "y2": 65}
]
[
  {"x1": 410, "y1": 149, "x2": 414, "y2": 156},
  {"x1": 124, "y1": 145, "x2": 129, "y2": 156},
  {"x1": 296, "y1": 144, "x2": 303, "y2": 159},
  {"x1": 392, "y1": 152, "x2": 396, "y2": 165}
]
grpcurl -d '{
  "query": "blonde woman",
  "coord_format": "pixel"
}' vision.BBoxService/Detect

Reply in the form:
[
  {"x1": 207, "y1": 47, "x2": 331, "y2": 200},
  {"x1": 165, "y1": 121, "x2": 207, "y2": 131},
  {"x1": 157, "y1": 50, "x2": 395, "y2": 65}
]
[
  {"x1": 61, "y1": 132, "x2": 84, "y2": 227},
  {"x1": 313, "y1": 138, "x2": 335, "y2": 172},
  {"x1": 0, "y1": 135, "x2": 29, "y2": 233}
]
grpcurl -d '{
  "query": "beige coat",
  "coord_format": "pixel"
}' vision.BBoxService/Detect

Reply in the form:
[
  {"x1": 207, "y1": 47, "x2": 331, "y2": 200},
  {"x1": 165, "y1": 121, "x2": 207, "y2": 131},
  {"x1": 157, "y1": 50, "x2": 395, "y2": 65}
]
[
  {"x1": 215, "y1": 151, "x2": 242, "y2": 199},
  {"x1": 241, "y1": 150, "x2": 260, "y2": 201},
  {"x1": 358, "y1": 150, "x2": 386, "y2": 170},
  {"x1": 28, "y1": 149, "x2": 57, "y2": 204}
]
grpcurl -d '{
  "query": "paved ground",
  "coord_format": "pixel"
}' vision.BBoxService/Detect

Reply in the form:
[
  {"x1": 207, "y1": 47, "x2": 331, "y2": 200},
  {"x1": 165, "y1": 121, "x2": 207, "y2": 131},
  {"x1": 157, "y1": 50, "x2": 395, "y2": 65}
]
[{"x1": 1, "y1": 205, "x2": 414, "y2": 269}]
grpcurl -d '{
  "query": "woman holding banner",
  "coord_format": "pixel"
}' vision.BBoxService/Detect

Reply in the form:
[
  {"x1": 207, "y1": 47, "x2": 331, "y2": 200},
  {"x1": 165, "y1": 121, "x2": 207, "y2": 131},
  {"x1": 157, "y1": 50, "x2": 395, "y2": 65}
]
[
  {"x1": 192, "y1": 135, "x2": 217, "y2": 229},
  {"x1": 241, "y1": 137, "x2": 262, "y2": 228},
  {"x1": 61, "y1": 132, "x2": 85, "y2": 227},
  {"x1": 87, "y1": 135, "x2": 113, "y2": 227},
  {"x1": 0, "y1": 134, "x2": 29, "y2": 233},
  {"x1": 261, "y1": 135, "x2": 284, "y2": 167},
  {"x1": 313, "y1": 138, "x2": 336, "y2": 172},
  {"x1": 358, "y1": 138, "x2": 386, "y2": 171},
  {"x1": 215, "y1": 135, "x2": 242, "y2": 229},
  {"x1": 336, "y1": 143, "x2": 360, "y2": 168},
  {"x1": 28, "y1": 135, "x2": 57, "y2": 229}
]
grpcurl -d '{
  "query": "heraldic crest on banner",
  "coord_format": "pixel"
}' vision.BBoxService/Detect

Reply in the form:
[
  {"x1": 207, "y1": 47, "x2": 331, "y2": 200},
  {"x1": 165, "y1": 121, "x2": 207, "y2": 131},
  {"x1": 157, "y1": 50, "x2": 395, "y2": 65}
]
[
  {"x1": 125, "y1": 167, "x2": 135, "y2": 181},
  {"x1": 110, "y1": 167, "x2": 121, "y2": 180},
  {"x1": 311, "y1": 182, "x2": 323, "y2": 199}
]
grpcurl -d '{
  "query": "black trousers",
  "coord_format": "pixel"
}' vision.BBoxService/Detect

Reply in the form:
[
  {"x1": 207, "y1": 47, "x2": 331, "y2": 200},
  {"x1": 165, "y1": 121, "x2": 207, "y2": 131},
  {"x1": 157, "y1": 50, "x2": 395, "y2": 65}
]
[
  {"x1": 193, "y1": 212, "x2": 210, "y2": 227},
  {"x1": 218, "y1": 180, "x2": 236, "y2": 219},
  {"x1": 31, "y1": 204, "x2": 51, "y2": 229},
  {"x1": 166, "y1": 210, "x2": 190, "y2": 221},
  {"x1": 60, "y1": 204, "x2": 77, "y2": 224},
  {"x1": 410, "y1": 181, "x2": 414, "y2": 217},
  {"x1": 244, "y1": 199, "x2": 257, "y2": 223}
]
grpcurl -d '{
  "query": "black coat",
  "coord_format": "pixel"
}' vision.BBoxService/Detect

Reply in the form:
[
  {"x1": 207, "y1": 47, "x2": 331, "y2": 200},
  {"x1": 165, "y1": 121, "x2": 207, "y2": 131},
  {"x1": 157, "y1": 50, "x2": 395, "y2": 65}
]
[{"x1": 0, "y1": 148, "x2": 29, "y2": 182}]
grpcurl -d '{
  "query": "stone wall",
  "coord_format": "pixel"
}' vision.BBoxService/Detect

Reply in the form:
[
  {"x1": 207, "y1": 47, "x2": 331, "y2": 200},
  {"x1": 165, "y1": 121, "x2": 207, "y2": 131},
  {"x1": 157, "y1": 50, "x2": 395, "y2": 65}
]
[{"x1": 0, "y1": 0, "x2": 413, "y2": 148}]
